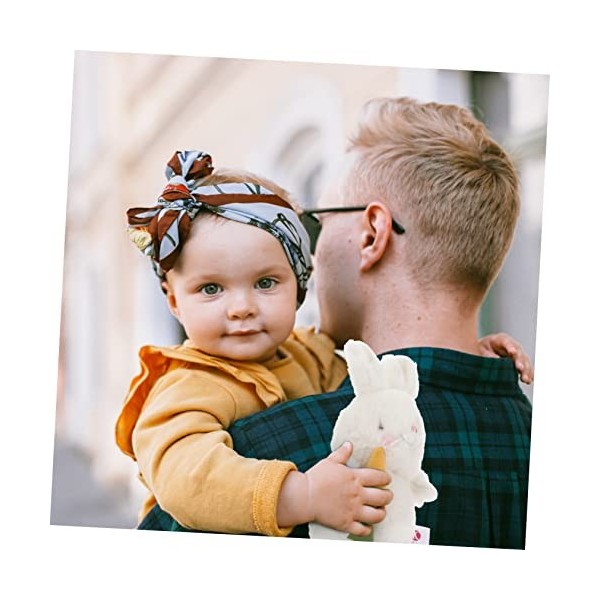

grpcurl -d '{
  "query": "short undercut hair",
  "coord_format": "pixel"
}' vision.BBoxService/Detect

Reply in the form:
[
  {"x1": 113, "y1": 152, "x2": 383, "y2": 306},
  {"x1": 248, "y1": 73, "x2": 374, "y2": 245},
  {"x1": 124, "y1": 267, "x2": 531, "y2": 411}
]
[{"x1": 343, "y1": 97, "x2": 520, "y2": 293}]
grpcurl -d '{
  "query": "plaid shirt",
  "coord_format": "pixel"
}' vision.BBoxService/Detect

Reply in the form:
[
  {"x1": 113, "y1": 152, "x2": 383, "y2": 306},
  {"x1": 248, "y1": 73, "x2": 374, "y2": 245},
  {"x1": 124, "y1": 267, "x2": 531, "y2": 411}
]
[{"x1": 139, "y1": 347, "x2": 532, "y2": 549}]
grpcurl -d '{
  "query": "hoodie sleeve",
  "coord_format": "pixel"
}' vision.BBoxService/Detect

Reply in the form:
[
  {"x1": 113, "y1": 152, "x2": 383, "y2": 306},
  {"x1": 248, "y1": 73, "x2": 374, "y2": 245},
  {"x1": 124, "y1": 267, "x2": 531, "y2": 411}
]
[{"x1": 132, "y1": 367, "x2": 297, "y2": 536}]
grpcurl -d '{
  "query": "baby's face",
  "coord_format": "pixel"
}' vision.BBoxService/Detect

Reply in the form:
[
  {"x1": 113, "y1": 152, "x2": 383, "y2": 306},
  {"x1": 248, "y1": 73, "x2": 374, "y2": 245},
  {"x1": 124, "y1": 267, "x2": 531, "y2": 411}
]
[{"x1": 164, "y1": 216, "x2": 298, "y2": 362}]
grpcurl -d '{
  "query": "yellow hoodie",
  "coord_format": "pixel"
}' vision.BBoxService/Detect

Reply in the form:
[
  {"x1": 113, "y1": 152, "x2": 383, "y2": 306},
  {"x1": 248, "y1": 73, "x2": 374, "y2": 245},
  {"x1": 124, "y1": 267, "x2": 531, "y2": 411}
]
[{"x1": 116, "y1": 327, "x2": 347, "y2": 536}]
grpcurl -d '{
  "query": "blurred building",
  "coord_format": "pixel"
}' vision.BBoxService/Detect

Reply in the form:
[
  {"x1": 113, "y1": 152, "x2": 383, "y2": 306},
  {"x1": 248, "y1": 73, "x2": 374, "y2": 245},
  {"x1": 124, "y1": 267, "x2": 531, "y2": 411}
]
[{"x1": 55, "y1": 51, "x2": 548, "y2": 526}]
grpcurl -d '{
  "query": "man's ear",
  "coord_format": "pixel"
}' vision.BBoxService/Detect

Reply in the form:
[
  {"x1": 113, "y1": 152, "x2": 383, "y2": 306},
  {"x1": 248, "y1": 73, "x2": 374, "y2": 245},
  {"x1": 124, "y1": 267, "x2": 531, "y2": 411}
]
[
  {"x1": 359, "y1": 202, "x2": 394, "y2": 271},
  {"x1": 163, "y1": 280, "x2": 181, "y2": 322}
]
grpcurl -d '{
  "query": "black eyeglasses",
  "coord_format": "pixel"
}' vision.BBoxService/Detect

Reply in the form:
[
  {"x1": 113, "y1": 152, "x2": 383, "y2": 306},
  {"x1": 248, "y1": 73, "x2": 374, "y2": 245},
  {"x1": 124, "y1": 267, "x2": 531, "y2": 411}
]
[{"x1": 299, "y1": 206, "x2": 405, "y2": 254}]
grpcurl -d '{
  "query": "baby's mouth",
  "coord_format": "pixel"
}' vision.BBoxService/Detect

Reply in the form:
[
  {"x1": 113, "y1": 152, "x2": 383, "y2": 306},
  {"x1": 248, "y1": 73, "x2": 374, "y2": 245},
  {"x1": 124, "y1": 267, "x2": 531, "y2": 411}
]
[{"x1": 229, "y1": 329, "x2": 261, "y2": 336}]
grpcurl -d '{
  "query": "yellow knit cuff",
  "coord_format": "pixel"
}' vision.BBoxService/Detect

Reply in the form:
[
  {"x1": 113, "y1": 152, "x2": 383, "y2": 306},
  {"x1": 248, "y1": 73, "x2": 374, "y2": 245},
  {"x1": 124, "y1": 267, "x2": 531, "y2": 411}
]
[{"x1": 252, "y1": 460, "x2": 298, "y2": 537}]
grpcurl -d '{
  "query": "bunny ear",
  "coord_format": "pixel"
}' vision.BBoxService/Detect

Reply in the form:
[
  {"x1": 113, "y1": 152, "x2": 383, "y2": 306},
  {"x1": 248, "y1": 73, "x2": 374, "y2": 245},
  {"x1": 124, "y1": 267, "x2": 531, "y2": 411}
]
[
  {"x1": 343, "y1": 339, "x2": 384, "y2": 396},
  {"x1": 380, "y1": 354, "x2": 419, "y2": 399}
]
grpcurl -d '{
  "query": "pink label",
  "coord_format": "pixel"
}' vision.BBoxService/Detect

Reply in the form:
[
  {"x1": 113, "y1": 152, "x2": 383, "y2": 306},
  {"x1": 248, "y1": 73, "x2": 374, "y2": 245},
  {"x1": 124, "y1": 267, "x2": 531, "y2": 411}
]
[{"x1": 412, "y1": 526, "x2": 430, "y2": 544}]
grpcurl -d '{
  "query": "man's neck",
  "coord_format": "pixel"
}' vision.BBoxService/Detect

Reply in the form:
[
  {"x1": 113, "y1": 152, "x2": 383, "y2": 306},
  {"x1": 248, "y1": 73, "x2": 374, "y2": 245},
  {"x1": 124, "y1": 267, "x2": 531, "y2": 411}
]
[{"x1": 359, "y1": 282, "x2": 482, "y2": 356}]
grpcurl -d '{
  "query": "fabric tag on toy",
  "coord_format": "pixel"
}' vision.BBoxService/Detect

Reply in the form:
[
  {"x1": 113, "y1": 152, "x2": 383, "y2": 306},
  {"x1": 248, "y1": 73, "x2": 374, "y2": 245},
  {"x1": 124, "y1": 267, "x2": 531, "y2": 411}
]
[{"x1": 412, "y1": 526, "x2": 430, "y2": 544}]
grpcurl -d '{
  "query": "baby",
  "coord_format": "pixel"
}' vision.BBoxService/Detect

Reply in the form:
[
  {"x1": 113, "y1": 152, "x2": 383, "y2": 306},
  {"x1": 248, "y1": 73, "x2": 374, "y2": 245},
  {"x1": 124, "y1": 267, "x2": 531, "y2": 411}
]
[
  {"x1": 116, "y1": 150, "x2": 532, "y2": 537},
  {"x1": 116, "y1": 150, "x2": 392, "y2": 537}
]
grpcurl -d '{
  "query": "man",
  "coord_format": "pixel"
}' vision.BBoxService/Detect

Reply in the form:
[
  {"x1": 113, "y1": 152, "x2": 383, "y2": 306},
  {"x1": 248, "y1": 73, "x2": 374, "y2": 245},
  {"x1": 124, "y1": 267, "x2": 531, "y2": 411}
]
[{"x1": 141, "y1": 97, "x2": 532, "y2": 549}]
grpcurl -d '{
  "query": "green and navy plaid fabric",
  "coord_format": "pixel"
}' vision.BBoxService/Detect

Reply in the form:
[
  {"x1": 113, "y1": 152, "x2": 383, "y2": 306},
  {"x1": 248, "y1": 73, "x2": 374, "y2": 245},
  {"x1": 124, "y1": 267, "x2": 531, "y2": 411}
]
[{"x1": 138, "y1": 347, "x2": 532, "y2": 549}]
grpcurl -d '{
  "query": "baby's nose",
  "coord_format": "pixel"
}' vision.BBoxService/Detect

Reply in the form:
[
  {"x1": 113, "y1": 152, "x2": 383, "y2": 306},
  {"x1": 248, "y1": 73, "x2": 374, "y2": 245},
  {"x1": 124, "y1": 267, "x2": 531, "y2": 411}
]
[{"x1": 227, "y1": 292, "x2": 257, "y2": 319}]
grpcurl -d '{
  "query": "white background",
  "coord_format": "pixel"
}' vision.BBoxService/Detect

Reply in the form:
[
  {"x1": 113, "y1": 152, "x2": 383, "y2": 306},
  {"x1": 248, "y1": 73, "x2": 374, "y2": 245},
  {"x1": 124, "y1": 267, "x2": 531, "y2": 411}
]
[{"x1": 1, "y1": 1, "x2": 598, "y2": 597}]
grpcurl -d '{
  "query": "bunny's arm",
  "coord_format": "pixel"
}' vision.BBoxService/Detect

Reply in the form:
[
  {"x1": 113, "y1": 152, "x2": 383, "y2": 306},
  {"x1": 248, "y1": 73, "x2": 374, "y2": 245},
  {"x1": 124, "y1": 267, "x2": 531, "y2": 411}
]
[{"x1": 410, "y1": 470, "x2": 438, "y2": 508}]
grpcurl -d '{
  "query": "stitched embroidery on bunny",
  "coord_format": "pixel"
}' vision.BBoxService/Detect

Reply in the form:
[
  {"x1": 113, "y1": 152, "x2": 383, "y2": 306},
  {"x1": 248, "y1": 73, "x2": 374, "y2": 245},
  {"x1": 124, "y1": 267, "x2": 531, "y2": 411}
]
[{"x1": 308, "y1": 339, "x2": 438, "y2": 543}]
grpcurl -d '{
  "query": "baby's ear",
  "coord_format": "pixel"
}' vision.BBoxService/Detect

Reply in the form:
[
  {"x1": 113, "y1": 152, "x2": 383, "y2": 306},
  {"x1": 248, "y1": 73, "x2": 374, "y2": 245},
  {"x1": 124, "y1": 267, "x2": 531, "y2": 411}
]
[
  {"x1": 163, "y1": 282, "x2": 181, "y2": 322},
  {"x1": 380, "y1": 354, "x2": 419, "y2": 398},
  {"x1": 344, "y1": 339, "x2": 383, "y2": 396}
]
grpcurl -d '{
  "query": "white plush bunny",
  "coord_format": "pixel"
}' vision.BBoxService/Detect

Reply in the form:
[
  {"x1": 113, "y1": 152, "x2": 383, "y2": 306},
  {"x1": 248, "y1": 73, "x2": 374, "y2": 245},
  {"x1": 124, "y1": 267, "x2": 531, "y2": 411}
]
[{"x1": 309, "y1": 339, "x2": 438, "y2": 543}]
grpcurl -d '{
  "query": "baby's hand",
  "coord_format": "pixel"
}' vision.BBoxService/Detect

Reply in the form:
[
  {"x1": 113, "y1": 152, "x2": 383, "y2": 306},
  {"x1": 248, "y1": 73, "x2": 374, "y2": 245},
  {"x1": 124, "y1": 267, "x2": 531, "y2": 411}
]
[
  {"x1": 305, "y1": 442, "x2": 393, "y2": 537},
  {"x1": 478, "y1": 332, "x2": 534, "y2": 384}
]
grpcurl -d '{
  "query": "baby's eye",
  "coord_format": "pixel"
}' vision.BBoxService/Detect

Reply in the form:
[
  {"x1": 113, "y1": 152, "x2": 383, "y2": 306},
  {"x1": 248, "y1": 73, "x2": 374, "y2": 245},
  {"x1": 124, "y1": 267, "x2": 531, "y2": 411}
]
[
  {"x1": 199, "y1": 283, "x2": 222, "y2": 296},
  {"x1": 256, "y1": 277, "x2": 277, "y2": 290}
]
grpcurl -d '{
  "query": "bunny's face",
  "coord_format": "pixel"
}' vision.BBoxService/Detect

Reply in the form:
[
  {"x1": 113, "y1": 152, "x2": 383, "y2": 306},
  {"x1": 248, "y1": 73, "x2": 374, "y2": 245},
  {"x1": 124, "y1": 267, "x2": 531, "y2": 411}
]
[
  {"x1": 336, "y1": 340, "x2": 427, "y2": 471},
  {"x1": 373, "y1": 390, "x2": 426, "y2": 450},
  {"x1": 334, "y1": 388, "x2": 426, "y2": 471},
  {"x1": 370, "y1": 390, "x2": 427, "y2": 478}
]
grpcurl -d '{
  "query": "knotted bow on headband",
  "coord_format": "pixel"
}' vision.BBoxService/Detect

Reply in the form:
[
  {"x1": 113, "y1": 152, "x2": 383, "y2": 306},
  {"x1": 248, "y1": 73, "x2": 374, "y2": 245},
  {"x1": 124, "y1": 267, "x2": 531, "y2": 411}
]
[{"x1": 127, "y1": 150, "x2": 313, "y2": 306}]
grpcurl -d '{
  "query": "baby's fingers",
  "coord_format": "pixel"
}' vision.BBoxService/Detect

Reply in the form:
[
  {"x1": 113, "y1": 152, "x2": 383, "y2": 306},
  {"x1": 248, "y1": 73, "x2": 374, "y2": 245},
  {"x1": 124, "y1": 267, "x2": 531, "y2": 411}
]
[
  {"x1": 357, "y1": 504, "x2": 388, "y2": 526},
  {"x1": 347, "y1": 521, "x2": 372, "y2": 538},
  {"x1": 363, "y1": 486, "x2": 393, "y2": 509},
  {"x1": 517, "y1": 354, "x2": 534, "y2": 384},
  {"x1": 356, "y1": 467, "x2": 391, "y2": 489},
  {"x1": 509, "y1": 344, "x2": 534, "y2": 384}
]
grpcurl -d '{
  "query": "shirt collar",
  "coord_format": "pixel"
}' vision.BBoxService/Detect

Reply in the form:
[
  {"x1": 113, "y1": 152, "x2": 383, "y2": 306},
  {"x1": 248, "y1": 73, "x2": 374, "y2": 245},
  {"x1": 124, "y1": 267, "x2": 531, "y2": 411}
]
[{"x1": 341, "y1": 347, "x2": 522, "y2": 397}]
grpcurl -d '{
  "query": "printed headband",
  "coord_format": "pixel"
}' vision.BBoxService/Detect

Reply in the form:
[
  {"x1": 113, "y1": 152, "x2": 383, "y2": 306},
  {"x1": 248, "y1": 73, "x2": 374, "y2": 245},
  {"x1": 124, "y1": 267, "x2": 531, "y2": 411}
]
[{"x1": 126, "y1": 150, "x2": 313, "y2": 306}]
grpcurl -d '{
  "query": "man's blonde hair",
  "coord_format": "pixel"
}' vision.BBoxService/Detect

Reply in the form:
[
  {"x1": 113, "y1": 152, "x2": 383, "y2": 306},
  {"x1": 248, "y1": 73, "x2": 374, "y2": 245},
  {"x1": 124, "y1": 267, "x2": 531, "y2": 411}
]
[{"x1": 343, "y1": 97, "x2": 520, "y2": 293}]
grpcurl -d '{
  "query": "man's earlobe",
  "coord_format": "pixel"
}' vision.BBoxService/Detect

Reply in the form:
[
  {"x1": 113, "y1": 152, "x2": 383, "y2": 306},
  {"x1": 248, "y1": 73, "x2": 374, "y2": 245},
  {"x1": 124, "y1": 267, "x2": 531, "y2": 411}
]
[{"x1": 359, "y1": 203, "x2": 393, "y2": 271}]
